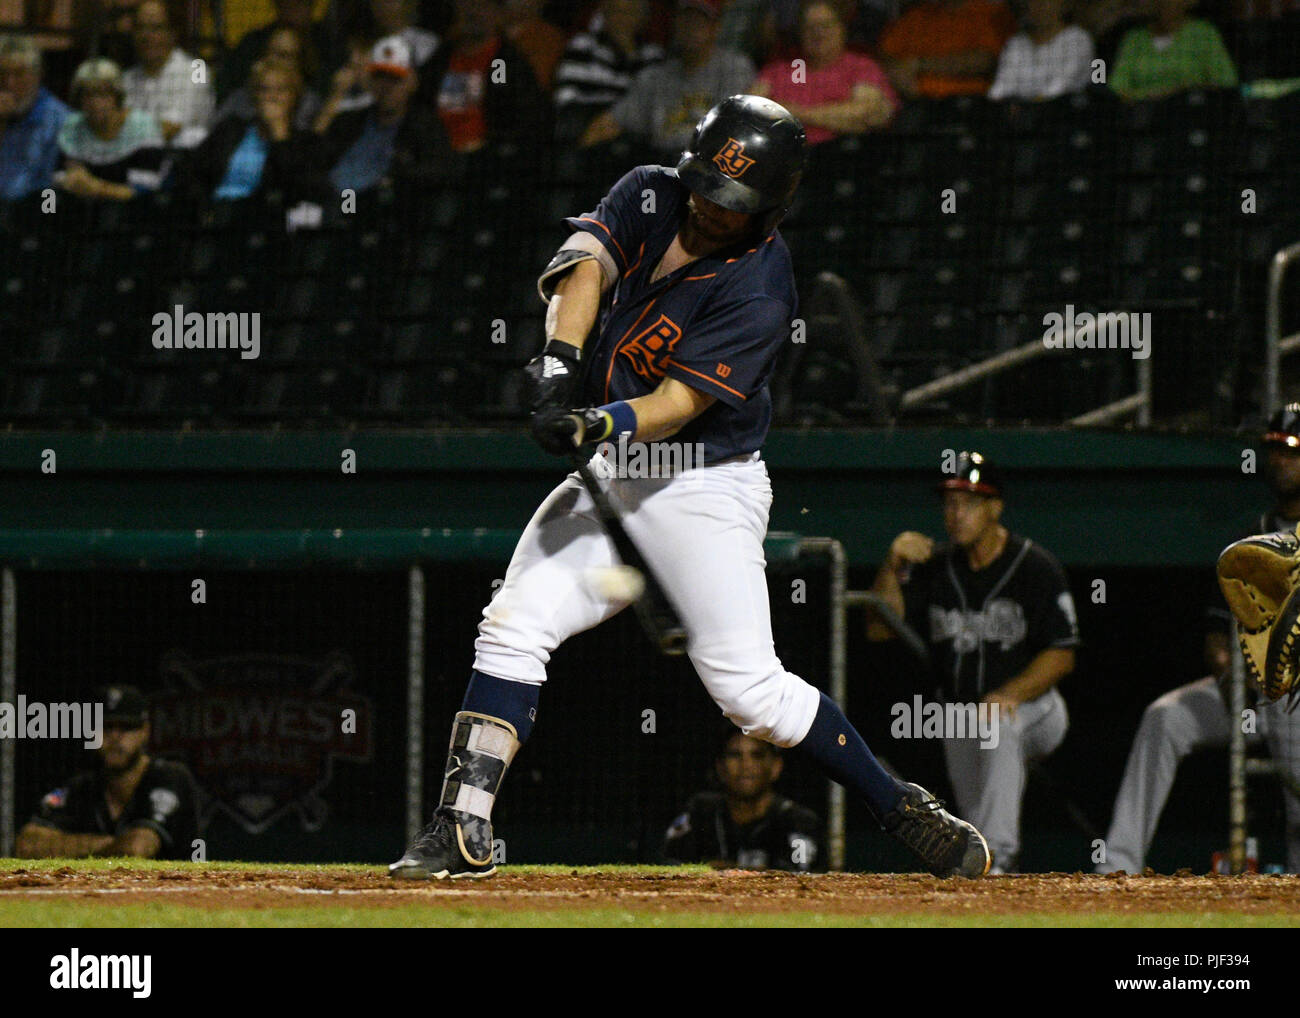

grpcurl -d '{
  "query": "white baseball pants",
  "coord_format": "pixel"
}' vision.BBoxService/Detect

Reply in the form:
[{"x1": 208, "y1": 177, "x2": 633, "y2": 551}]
[{"x1": 473, "y1": 450, "x2": 823, "y2": 748}]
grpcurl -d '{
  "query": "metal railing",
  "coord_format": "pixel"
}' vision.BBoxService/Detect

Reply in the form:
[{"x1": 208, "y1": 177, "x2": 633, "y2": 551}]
[
  {"x1": 899, "y1": 331, "x2": 1153, "y2": 427},
  {"x1": 1264, "y1": 241, "x2": 1300, "y2": 415}
]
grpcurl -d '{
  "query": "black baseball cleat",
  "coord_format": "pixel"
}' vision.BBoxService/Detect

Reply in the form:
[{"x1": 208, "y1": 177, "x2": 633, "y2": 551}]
[
  {"x1": 882, "y1": 782, "x2": 992, "y2": 878},
  {"x1": 388, "y1": 807, "x2": 497, "y2": 880}
]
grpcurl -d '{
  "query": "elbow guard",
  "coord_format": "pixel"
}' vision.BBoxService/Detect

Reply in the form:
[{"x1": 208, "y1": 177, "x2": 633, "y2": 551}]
[{"x1": 537, "y1": 249, "x2": 600, "y2": 305}]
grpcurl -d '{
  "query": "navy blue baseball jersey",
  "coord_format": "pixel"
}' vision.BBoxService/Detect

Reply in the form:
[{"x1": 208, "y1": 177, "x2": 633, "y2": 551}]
[
  {"x1": 557, "y1": 165, "x2": 798, "y2": 463},
  {"x1": 903, "y1": 534, "x2": 1080, "y2": 702}
]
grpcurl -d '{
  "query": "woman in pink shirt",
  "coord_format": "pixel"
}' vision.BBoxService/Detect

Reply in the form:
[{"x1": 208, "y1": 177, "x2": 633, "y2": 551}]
[{"x1": 751, "y1": 0, "x2": 898, "y2": 144}]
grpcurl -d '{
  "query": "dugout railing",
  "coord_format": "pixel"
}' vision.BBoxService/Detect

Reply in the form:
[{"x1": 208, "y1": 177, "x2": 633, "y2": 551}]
[{"x1": 0, "y1": 527, "x2": 851, "y2": 869}]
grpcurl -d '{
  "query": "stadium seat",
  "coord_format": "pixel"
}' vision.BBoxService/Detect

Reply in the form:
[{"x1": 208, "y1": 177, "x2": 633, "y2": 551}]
[
  {"x1": 117, "y1": 365, "x2": 225, "y2": 426},
  {"x1": 2, "y1": 363, "x2": 106, "y2": 425},
  {"x1": 359, "y1": 360, "x2": 487, "y2": 423}
]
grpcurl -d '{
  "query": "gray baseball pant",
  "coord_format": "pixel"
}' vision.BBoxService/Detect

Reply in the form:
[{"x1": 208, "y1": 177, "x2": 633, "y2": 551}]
[
  {"x1": 941, "y1": 687, "x2": 1069, "y2": 872},
  {"x1": 1098, "y1": 675, "x2": 1300, "y2": 873}
]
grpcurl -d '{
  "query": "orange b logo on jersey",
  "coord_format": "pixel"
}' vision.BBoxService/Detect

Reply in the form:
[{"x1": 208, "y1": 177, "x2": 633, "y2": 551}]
[
  {"x1": 620, "y1": 313, "x2": 682, "y2": 382},
  {"x1": 712, "y1": 138, "x2": 755, "y2": 179}
]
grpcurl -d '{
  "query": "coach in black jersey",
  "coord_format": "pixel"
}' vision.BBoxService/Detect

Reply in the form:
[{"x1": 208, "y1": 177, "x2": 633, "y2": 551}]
[
  {"x1": 868, "y1": 451, "x2": 1079, "y2": 873},
  {"x1": 16, "y1": 685, "x2": 200, "y2": 860}
]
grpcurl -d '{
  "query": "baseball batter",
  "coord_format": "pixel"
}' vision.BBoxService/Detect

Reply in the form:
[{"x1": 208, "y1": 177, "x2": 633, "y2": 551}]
[
  {"x1": 1097, "y1": 404, "x2": 1300, "y2": 874},
  {"x1": 389, "y1": 95, "x2": 991, "y2": 880}
]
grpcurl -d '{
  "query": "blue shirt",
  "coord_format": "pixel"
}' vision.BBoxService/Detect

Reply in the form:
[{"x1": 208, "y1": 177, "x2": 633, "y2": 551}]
[
  {"x1": 213, "y1": 124, "x2": 269, "y2": 200},
  {"x1": 328, "y1": 115, "x2": 398, "y2": 193},
  {"x1": 564, "y1": 165, "x2": 798, "y2": 462},
  {"x1": 0, "y1": 87, "x2": 69, "y2": 201}
]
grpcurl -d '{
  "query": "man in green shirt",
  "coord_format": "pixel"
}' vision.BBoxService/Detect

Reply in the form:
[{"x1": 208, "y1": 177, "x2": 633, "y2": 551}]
[{"x1": 1109, "y1": 0, "x2": 1237, "y2": 100}]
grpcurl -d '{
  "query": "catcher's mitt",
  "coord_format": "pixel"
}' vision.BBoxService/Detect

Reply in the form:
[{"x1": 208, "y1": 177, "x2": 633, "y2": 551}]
[{"x1": 1217, "y1": 526, "x2": 1300, "y2": 707}]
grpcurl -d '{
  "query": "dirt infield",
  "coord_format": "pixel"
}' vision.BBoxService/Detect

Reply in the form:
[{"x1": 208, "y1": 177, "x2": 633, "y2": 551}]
[{"x1": 3, "y1": 865, "x2": 1300, "y2": 920}]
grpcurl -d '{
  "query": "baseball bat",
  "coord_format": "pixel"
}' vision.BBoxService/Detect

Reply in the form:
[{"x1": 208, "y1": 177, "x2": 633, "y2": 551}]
[{"x1": 570, "y1": 454, "x2": 689, "y2": 656}]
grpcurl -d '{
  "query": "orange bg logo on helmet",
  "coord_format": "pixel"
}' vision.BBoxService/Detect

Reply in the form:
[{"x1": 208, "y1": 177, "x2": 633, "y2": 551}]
[{"x1": 712, "y1": 138, "x2": 755, "y2": 179}]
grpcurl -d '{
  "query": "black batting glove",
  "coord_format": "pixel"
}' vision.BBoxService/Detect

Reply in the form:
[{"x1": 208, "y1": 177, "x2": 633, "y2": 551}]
[
  {"x1": 529, "y1": 406, "x2": 614, "y2": 456},
  {"x1": 522, "y1": 340, "x2": 582, "y2": 413}
]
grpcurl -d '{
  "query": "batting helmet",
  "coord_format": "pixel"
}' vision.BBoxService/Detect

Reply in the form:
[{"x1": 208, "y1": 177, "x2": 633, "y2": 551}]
[
  {"x1": 675, "y1": 95, "x2": 806, "y2": 237},
  {"x1": 1264, "y1": 402, "x2": 1300, "y2": 449},
  {"x1": 938, "y1": 451, "x2": 1003, "y2": 498}
]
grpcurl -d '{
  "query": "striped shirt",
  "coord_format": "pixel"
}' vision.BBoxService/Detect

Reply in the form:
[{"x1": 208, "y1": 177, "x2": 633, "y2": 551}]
[{"x1": 552, "y1": 29, "x2": 664, "y2": 113}]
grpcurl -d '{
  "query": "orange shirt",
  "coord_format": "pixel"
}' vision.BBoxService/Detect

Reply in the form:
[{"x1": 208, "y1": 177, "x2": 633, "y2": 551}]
[{"x1": 878, "y1": 0, "x2": 1017, "y2": 97}]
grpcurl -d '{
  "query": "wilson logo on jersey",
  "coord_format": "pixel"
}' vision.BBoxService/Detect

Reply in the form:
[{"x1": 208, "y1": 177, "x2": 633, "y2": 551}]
[
  {"x1": 715, "y1": 363, "x2": 732, "y2": 378},
  {"x1": 619, "y1": 313, "x2": 682, "y2": 382},
  {"x1": 712, "y1": 138, "x2": 755, "y2": 179}
]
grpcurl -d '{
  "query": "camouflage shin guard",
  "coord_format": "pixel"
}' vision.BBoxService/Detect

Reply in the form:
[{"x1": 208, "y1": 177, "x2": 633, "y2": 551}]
[{"x1": 439, "y1": 711, "x2": 521, "y2": 865}]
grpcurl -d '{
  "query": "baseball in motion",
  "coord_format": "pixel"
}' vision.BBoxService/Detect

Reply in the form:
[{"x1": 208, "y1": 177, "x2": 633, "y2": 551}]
[{"x1": 585, "y1": 565, "x2": 646, "y2": 603}]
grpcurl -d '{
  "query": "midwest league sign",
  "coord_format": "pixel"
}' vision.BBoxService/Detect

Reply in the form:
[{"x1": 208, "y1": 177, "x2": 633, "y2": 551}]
[{"x1": 151, "y1": 651, "x2": 373, "y2": 833}]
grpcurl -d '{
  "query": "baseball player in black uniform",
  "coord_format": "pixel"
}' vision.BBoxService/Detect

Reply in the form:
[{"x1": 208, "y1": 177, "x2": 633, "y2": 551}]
[
  {"x1": 16, "y1": 685, "x2": 200, "y2": 860},
  {"x1": 1098, "y1": 404, "x2": 1300, "y2": 873},
  {"x1": 869, "y1": 452, "x2": 1080, "y2": 873},
  {"x1": 389, "y1": 95, "x2": 991, "y2": 881},
  {"x1": 663, "y1": 729, "x2": 822, "y2": 871}
]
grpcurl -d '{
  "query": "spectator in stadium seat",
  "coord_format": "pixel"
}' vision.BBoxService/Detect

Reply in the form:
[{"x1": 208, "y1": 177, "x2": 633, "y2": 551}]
[
  {"x1": 987, "y1": 0, "x2": 1095, "y2": 100},
  {"x1": 315, "y1": 34, "x2": 452, "y2": 194},
  {"x1": 122, "y1": 0, "x2": 215, "y2": 149},
  {"x1": 56, "y1": 58, "x2": 169, "y2": 201},
  {"x1": 215, "y1": 25, "x2": 323, "y2": 132},
  {"x1": 182, "y1": 56, "x2": 319, "y2": 202},
  {"x1": 1108, "y1": 0, "x2": 1237, "y2": 100},
  {"x1": 751, "y1": 0, "x2": 898, "y2": 145},
  {"x1": 366, "y1": 0, "x2": 439, "y2": 71},
  {"x1": 0, "y1": 34, "x2": 69, "y2": 201},
  {"x1": 428, "y1": 0, "x2": 549, "y2": 153},
  {"x1": 580, "y1": 0, "x2": 753, "y2": 156},
  {"x1": 15, "y1": 685, "x2": 201, "y2": 861},
  {"x1": 877, "y1": 0, "x2": 1017, "y2": 98},
  {"x1": 717, "y1": 0, "x2": 778, "y2": 66},
  {"x1": 502, "y1": 0, "x2": 568, "y2": 91},
  {"x1": 663, "y1": 729, "x2": 823, "y2": 873},
  {"x1": 220, "y1": 0, "x2": 338, "y2": 101},
  {"x1": 552, "y1": 0, "x2": 665, "y2": 144}
]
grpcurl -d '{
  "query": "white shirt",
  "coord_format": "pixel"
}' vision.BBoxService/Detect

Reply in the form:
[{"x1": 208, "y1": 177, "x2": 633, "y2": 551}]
[
  {"x1": 122, "y1": 48, "x2": 216, "y2": 148},
  {"x1": 987, "y1": 26, "x2": 1095, "y2": 102}
]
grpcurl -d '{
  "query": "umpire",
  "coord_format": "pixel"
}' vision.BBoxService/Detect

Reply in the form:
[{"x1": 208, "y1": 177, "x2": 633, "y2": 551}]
[{"x1": 867, "y1": 451, "x2": 1080, "y2": 873}]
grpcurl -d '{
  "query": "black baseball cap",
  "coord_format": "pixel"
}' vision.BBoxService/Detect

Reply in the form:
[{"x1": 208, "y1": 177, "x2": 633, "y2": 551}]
[
  {"x1": 937, "y1": 450, "x2": 1003, "y2": 498},
  {"x1": 1263, "y1": 402, "x2": 1300, "y2": 449},
  {"x1": 96, "y1": 685, "x2": 149, "y2": 727}
]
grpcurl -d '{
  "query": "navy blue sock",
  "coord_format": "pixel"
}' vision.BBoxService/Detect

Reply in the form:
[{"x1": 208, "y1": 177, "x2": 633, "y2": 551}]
[
  {"x1": 461, "y1": 669, "x2": 540, "y2": 743},
  {"x1": 796, "y1": 692, "x2": 905, "y2": 823}
]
